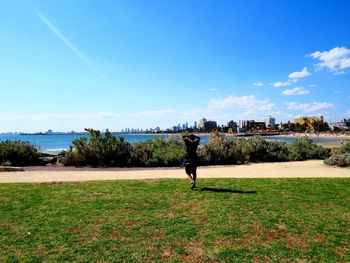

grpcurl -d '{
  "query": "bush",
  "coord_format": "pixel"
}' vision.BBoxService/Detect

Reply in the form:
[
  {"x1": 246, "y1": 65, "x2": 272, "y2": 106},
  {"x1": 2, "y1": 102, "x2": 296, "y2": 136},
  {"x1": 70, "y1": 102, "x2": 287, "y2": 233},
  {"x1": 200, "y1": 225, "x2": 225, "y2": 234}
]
[
  {"x1": 288, "y1": 137, "x2": 330, "y2": 161},
  {"x1": 265, "y1": 141, "x2": 290, "y2": 162},
  {"x1": 131, "y1": 137, "x2": 185, "y2": 167},
  {"x1": 200, "y1": 135, "x2": 290, "y2": 165},
  {"x1": 200, "y1": 133, "x2": 248, "y2": 165},
  {"x1": 336, "y1": 141, "x2": 350, "y2": 154},
  {"x1": 0, "y1": 140, "x2": 41, "y2": 166},
  {"x1": 62, "y1": 131, "x2": 331, "y2": 167},
  {"x1": 324, "y1": 153, "x2": 350, "y2": 167},
  {"x1": 63, "y1": 129, "x2": 132, "y2": 167},
  {"x1": 324, "y1": 141, "x2": 350, "y2": 167}
]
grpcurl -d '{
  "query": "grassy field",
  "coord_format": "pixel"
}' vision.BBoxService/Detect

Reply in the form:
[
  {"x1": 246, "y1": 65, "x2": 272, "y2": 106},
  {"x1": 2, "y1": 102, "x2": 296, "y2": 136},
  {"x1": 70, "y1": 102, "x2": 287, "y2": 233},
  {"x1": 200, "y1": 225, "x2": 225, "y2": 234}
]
[{"x1": 1, "y1": 178, "x2": 349, "y2": 262}]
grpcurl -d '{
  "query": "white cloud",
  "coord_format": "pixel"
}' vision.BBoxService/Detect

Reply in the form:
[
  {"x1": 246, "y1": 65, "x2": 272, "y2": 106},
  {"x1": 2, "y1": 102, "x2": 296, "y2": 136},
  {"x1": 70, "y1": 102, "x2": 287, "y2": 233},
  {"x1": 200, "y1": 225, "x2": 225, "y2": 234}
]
[
  {"x1": 288, "y1": 67, "x2": 310, "y2": 79},
  {"x1": 282, "y1": 87, "x2": 310, "y2": 96},
  {"x1": 334, "y1": 90, "x2": 341, "y2": 94},
  {"x1": 0, "y1": 112, "x2": 121, "y2": 132},
  {"x1": 253, "y1": 81, "x2": 263, "y2": 87},
  {"x1": 272, "y1": 81, "x2": 290, "y2": 88},
  {"x1": 310, "y1": 46, "x2": 350, "y2": 73},
  {"x1": 285, "y1": 102, "x2": 334, "y2": 112},
  {"x1": 308, "y1": 84, "x2": 317, "y2": 87},
  {"x1": 209, "y1": 88, "x2": 217, "y2": 92},
  {"x1": 0, "y1": 112, "x2": 120, "y2": 122},
  {"x1": 208, "y1": 95, "x2": 275, "y2": 111},
  {"x1": 134, "y1": 109, "x2": 177, "y2": 118}
]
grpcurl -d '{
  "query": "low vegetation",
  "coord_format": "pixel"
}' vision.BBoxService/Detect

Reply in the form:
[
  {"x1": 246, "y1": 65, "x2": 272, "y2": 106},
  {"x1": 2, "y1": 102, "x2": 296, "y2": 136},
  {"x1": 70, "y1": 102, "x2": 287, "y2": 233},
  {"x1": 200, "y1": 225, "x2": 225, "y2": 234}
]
[
  {"x1": 0, "y1": 140, "x2": 41, "y2": 166},
  {"x1": 324, "y1": 141, "x2": 350, "y2": 167},
  {"x1": 131, "y1": 136, "x2": 185, "y2": 167},
  {"x1": 63, "y1": 130, "x2": 331, "y2": 167},
  {"x1": 0, "y1": 130, "x2": 333, "y2": 167},
  {"x1": 63, "y1": 129, "x2": 132, "y2": 167},
  {"x1": 1, "y1": 179, "x2": 349, "y2": 262}
]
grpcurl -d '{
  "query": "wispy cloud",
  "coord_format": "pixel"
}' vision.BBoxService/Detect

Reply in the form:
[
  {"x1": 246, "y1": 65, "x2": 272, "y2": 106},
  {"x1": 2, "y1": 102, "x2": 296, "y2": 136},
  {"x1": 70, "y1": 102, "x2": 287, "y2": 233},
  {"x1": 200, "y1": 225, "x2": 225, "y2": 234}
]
[
  {"x1": 0, "y1": 112, "x2": 121, "y2": 132},
  {"x1": 253, "y1": 81, "x2": 263, "y2": 87},
  {"x1": 33, "y1": 8, "x2": 107, "y2": 81},
  {"x1": 288, "y1": 67, "x2": 310, "y2": 80},
  {"x1": 282, "y1": 87, "x2": 310, "y2": 96},
  {"x1": 272, "y1": 81, "x2": 290, "y2": 88},
  {"x1": 285, "y1": 102, "x2": 334, "y2": 112},
  {"x1": 0, "y1": 112, "x2": 120, "y2": 122},
  {"x1": 208, "y1": 95, "x2": 275, "y2": 111}
]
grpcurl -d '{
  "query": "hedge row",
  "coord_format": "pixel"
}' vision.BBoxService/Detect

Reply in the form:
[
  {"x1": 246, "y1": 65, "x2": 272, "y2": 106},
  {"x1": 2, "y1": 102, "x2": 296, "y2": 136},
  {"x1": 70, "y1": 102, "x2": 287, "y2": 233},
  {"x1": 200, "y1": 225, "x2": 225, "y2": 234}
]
[
  {"x1": 1, "y1": 130, "x2": 335, "y2": 167},
  {"x1": 63, "y1": 130, "x2": 330, "y2": 167}
]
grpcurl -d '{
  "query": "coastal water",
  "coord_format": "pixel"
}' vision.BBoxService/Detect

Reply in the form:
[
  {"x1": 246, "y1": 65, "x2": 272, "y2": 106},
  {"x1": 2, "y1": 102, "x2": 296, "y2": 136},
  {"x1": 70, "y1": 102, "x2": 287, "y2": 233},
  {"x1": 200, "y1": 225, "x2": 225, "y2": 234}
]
[{"x1": 0, "y1": 133, "x2": 343, "y2": 151}]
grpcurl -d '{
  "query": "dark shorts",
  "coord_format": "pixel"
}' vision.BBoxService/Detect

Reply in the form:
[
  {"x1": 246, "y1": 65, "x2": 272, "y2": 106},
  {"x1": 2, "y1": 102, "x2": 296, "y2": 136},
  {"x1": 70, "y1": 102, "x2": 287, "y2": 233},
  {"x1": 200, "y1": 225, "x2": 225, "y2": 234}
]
[{"x1": 185, "y1": 161, "x2": 197, "y2": 174}]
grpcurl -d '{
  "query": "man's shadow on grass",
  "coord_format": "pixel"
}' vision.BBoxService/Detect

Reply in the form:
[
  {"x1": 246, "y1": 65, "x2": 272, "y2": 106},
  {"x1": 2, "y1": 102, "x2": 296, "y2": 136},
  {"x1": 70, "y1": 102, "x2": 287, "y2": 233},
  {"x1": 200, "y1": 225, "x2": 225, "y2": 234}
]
[{"x1": 195, "y1": 187, "x2": 257, "y2": 194}]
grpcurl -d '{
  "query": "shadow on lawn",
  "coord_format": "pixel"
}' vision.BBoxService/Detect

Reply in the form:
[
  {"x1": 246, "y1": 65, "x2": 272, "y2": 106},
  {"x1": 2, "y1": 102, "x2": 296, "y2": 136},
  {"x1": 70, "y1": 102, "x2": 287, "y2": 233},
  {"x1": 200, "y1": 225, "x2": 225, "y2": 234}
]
[{"x1": 197, "y1": 187, "x2": 257, "y2": 194}]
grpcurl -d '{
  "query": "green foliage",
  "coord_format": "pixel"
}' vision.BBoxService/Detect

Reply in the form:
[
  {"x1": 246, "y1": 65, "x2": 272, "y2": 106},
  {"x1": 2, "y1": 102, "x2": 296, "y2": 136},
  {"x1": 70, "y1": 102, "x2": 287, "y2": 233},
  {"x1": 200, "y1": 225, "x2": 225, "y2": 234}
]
[
  {"x1": 63, "y1": 131, "x2": 330, "y2": 167},
  {"x1": 288, "y1": 137, "x2": 330, "y2": 161},
  {"x1": 200, "y1": 135, "x2": 289, "y2": 165},
  {"x1": 265, "y1": 141, "x2": 290, "y2": 162},
  {"x1": 131, "y1": 137, "x2": 185, "y2": 167},
  {"x1": 0, "y1": 140, "x2": 41, "y2": 166},
  {"x1": 324, "y1": 141, "x2": 350, "y2": 167},
  {"x1": 63, "y1": 129, "x2": 132, "y2": 167},
  {"x1": 324, "y1": 153, "x2": 350, "y2": 167},
  {"x1": 336, "y1": 141, "x2": 350, "y2": 154}
]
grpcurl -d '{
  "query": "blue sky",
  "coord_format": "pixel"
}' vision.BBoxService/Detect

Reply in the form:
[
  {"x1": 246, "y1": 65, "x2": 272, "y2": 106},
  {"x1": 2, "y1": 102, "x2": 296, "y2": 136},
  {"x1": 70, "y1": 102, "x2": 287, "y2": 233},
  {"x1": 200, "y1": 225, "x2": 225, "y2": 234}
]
[{"x1": 1, "y1": 0, "x2": 350, "y2": 132}]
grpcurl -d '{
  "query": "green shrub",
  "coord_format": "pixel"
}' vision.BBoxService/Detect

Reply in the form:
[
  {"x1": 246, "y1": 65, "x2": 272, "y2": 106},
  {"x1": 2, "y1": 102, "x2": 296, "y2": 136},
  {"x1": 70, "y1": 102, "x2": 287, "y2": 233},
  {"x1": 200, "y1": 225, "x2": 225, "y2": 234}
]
[
  {"x1": 131, "y1": 137, "x2": 185, "y2": 167},
  {"x1": 324, "y1": 153, "x2": 350, "y2": 167},
  {"x1": 63, "y1": 131, "x2": 330, "y2": 167},
  {"x1": 336, "y1": 141, "x2": 350, "y2": 154},
  {"x1": 200, "y1": 135, "x2": 288, "y2": 165},
  {"x1": 265, "y1": 141, "x2": 290, "y2": 162},
  {"x1": 63, "y1": 129, "x2": 132, "y2": 167},
  {"x1": 324, "y1": 141, "x2": 350, "y2": 167},
  {"x1": 0, "y1": 140, "x2": 41, "y2": 166},
  {"x1": 288, "y1": 137, "x2": 330, "y2": 161}
]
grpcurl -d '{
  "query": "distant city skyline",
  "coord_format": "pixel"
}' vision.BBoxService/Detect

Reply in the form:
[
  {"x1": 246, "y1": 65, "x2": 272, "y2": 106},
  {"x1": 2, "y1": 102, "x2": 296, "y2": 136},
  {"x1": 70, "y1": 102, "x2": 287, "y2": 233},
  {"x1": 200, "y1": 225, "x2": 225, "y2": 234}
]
[{"x1": 1, "y1": 1, "x2": 350, "y2": 132}]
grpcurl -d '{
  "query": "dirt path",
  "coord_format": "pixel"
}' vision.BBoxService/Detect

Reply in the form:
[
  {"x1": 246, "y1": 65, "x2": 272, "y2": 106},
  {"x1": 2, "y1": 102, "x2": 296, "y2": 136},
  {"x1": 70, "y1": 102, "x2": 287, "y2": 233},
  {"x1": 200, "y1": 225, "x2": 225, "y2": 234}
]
[{"x1": 0, "y1": 160, "x2": 349, "y2": 183}]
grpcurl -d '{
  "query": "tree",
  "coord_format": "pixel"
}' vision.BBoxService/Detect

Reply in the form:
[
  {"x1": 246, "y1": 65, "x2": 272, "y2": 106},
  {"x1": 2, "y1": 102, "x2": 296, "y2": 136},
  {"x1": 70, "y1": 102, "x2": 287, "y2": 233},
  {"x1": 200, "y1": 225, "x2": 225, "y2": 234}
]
[{"x1": 344, "y1": 119, "x2": 350, "y2": 128}]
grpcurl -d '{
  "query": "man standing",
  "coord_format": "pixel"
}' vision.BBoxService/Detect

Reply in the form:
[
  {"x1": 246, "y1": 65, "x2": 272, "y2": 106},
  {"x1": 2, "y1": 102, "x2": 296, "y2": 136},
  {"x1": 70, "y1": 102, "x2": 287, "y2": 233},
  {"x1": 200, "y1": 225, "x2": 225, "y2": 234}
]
[{"x1": 182, "y1": 134, "x2": 200, "y2": 189}]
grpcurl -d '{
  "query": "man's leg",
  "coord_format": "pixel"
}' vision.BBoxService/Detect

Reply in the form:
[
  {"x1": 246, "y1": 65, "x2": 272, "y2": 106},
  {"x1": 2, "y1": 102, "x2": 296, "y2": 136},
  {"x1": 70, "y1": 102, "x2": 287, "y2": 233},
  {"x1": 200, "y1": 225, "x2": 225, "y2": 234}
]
[
  {"x1": 185, "y1": 165, "x2": 193, "y2": 182},
  {"x1": 191, "y1": 166, "x2": 197, "y2": 189}
]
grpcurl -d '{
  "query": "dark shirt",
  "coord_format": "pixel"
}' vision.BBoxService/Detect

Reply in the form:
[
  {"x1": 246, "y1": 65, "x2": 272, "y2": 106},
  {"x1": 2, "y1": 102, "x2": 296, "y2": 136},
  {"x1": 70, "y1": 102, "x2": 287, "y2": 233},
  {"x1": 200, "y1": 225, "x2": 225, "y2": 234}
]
[{"x1": 184, "y1": 138, "x2": 200, "y2": 161}]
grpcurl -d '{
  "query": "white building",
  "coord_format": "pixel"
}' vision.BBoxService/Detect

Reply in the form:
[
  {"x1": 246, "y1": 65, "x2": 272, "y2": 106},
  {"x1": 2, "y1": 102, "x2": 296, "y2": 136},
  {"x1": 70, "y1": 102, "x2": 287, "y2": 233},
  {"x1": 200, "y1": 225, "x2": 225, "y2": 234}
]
[
  {"x1": 265, "y1": 116, "x2": 276, "y2": 129},
  {"x1": 199, "y1": 118, "x2": 207, "y2": 130}
]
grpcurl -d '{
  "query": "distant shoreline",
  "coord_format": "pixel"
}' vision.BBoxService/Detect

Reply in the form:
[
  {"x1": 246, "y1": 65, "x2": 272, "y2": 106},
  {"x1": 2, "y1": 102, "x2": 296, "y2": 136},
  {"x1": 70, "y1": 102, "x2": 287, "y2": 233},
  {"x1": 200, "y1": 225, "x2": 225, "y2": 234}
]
[{"x1": 18, "y1": 132, "x2": 350, "y2": 138}]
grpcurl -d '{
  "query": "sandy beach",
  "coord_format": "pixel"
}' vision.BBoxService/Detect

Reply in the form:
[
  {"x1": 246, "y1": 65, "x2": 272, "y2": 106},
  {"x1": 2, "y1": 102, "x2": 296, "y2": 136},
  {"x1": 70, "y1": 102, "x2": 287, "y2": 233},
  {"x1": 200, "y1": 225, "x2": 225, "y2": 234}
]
[{"x1": 0, "y1": 160, "x2": 349, "y2": 183}]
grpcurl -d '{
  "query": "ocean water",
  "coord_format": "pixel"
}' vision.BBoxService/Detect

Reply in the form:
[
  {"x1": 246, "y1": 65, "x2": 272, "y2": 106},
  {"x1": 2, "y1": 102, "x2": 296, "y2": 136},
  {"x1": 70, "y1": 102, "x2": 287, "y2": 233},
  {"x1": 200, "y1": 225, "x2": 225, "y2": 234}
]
[{"x1": 0, "y1": 133, "x2": 342, "y2": 151}]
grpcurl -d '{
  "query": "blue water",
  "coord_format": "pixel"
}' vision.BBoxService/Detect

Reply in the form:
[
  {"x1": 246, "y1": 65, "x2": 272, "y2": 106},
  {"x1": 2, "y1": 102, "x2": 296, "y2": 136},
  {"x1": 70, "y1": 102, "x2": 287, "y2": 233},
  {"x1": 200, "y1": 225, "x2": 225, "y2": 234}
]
[{"x1": 0, "y1": 133, "x2": 342, "y2": 151}]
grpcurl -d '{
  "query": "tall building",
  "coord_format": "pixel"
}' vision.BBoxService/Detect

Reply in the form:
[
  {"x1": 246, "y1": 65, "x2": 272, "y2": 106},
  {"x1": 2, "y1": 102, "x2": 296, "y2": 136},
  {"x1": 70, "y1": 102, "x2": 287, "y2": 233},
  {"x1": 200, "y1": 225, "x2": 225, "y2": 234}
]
[
  {"x1": 199, "y1": 118, "x2": 207, "y2": 130},
  {"x1": 194, "y1": 121, "x2": 197, "y2": 129},
  {"x1": 227, "y1": 120, "x2": 237, "y2": 128},
  {"x1": 239, "y1": 120, "x2": 254, "y2": 129},
  {"x1": 227, "y1": 120, "x2": 238, "y2": 133},
  {"x1": 204, "y1": 120, "x2": 217, "y2": 131},
  {"x1": 239, "y1": 120, "x2": 265, "y2": 131},
  {"x1": 265, "y1": 116, "x2": 276, "y2": 129}
]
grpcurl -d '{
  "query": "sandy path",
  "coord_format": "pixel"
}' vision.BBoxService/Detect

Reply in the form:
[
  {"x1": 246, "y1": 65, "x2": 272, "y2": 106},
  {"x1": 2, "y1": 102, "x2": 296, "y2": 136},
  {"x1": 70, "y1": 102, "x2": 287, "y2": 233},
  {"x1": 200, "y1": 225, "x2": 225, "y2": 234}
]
[{"x1": 0, "y1": 160, "x2": 349, "y2": 183}]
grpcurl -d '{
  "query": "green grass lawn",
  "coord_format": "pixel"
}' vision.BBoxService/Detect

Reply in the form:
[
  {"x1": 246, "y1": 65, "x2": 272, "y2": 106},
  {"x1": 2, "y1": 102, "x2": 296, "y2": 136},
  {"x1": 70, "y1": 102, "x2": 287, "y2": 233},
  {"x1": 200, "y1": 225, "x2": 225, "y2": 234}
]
[{"x1": 1, "y1": 178, "x2": 349, "y2": 262}]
